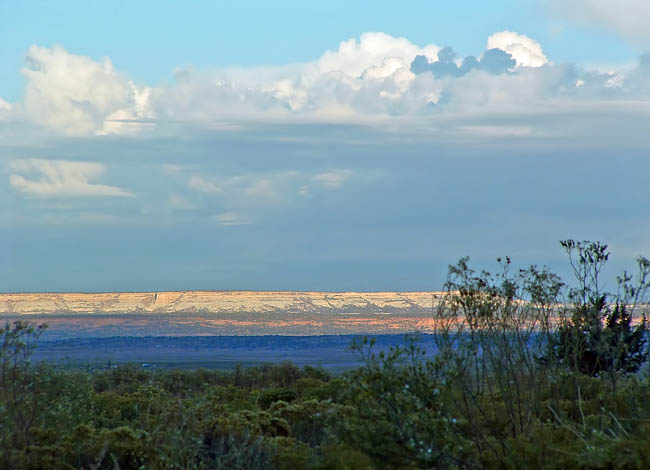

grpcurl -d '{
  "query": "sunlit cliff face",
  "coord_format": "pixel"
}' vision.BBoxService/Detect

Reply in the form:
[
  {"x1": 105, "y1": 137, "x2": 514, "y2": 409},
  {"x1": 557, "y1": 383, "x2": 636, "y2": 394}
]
[
  {"x1": 0, "y1": 291, "x2": 448, "y2": 337},
  {"x1": 0, "y1": 290, "x2": 444, "y2": 315}
]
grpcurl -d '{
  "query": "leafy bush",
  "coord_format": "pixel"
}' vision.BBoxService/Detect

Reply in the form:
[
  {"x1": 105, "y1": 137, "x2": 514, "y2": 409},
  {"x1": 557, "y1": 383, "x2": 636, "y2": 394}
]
[
  {"x1": 550, "y1": 240, "x2": 649, "y2": 379},
  {"x1": 340, "y1": 337, "x2": 473, "y2": 468}
]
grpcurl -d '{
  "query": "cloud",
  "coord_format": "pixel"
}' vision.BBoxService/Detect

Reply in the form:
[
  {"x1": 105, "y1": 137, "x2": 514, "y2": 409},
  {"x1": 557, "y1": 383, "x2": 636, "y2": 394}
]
[
  {"x1": 21, "y1": 45, "x2": 152, "y2": 135},
  {"x1": 188, "y1": 175, "x2": 222, "y2": 193},
  {"x1": 214, "y1": 212, "x2": 251, "y2": 226},
  {"x1": 550, "y1": 0, "x2": 650, "y2": 44},
  {"x1": 0, "y1": 97, "x2": 14, "y2": 125},
  {"x1": 179, "y1": 168, "x2": 355, "y2": 224},
  {"x1": 486, "y1": 31, "x2": 548, "y2": 68},
  {"x1": 245, "y1": 178, "x2": 277, "y2": 199},
  {"x1": 168, "y1": 193, "x2": 196, "y2": 211},
  {"x1": 149, "y1": 32, "x2": 440, "y2": 123},
  {"x1": 0, "y1": 97, "x2": 11, "y2": 114},
  {"x1": 411, "y1": 46, "x2": 516, "y2": 77},
  {"x1": 9, "y1": 159, "x2": 132, "y2": 197},
  {"x1": 10, "y1": 31, "x2": 650, "y2": 142},
  {"x1": 5, "y1": 33, "x2": 650, "y2": 292},
  {"x1": 312, "y1": 170, "x2": 352, "y2": 189},
  {"x1": 411, "y1": 31, "x2": 546, "y2": 79},
  {"x1": 315, "y1": 32, "x2": 439, "y2": 78},
  {"x1": 185, "y1": 171, "x2": 294, "y2": 216},
  {"x1": 148, "y1": 30, "x2": 577, "y2": 132}
]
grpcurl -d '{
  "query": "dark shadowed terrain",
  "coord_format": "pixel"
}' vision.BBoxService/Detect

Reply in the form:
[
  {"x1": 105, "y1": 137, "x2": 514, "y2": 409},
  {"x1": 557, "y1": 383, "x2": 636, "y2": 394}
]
[{"x1": 32, "y1": 334, "x2": 439, "y2": 372}]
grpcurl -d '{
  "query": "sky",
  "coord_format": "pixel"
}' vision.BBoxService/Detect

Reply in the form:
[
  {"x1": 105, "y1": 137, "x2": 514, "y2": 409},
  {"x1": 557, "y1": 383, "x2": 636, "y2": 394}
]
[{"x1": 1, "y1": 0, "x2": 650, "y2": 292}]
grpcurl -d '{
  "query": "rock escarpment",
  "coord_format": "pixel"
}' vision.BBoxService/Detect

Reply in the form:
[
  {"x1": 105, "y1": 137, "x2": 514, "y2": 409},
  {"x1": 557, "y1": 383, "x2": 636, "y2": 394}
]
[{"x1": 0, "y1": 291, "x2": 444, "y2": 315}]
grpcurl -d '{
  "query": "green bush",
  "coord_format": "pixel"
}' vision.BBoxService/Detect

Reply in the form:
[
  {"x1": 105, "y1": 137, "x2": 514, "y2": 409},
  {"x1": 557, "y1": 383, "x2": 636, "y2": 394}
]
[{"x1": 550, "y1": 241, "x2": 649, "y2": 379}]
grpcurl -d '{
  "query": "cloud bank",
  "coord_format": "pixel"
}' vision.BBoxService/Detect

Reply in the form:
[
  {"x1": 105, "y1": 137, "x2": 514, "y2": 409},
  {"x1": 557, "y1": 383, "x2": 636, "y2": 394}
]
[{"x1": 2, "y1": 31, "x2": 648, "y2": 143}]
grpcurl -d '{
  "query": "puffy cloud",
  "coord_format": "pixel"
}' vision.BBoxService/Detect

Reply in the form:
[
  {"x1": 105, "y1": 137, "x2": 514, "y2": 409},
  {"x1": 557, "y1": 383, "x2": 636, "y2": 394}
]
[
  {"x1": 150, "y1": 66, "x2": 294, "y2": 124},
  {"x1": 315, "y1": 32, "x2": 438, "y2": 78},
  {"x1": 12, "y1": 31, "x2": 650, "y2": 141},
  {"x1": 148, "y1": 30, "x2": 560, "y2": 129},
  {"x1": 0, "y1": 97, "x2": 11, "y2": 114},
  {"x1": 0, "y1": 98, "x2": 13, "y2": 127},
  {"x1": 362, "y1": 57, "x2": 413, "y2": 81},
  {"x1": 150, "y1": 33, "x2": 439, "y2": 123},
  {"x1": 21, "y1": 45, "x2": 152, "y2": 135},
  {"x1": 486, "y1": 31, "x2": 548, "y2": 68},
  {"x1": 411, "y1": 46, "x2": 516, "y2": 77},
  {"x1": 264, "y1": 79, "x2": 309, "y2": 111},
  {"x1": 9, "y1": 159, "x2": 132, "y2": 197},
  {"x1": 550, "y1": 0, "x2": 650, "y2": 44},
  {"x1": 0, "y1": 97, "x2": 16, "y2": 125},
  {"x1": 480, "y1": 48, "x2": 519, "y2": 72}
]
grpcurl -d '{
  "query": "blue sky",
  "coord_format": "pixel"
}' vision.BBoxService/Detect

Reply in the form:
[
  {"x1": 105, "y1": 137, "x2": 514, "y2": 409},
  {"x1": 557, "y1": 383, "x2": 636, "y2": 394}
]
[{"x1": 1, "y1": 1, "x2": 650, "y2": 292}]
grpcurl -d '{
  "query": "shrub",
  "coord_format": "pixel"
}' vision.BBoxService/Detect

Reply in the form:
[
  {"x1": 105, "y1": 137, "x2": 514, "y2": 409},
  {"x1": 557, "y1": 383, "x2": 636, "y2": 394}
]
[{"x1": 550, "y1": 240, "x2": 649, "y2": 379}]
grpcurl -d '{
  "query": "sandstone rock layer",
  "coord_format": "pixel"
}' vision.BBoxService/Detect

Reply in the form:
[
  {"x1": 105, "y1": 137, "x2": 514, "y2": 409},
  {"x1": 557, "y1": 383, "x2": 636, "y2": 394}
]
[{"x1": 0, "y1": 291, "x2": 444, "y2": 315}]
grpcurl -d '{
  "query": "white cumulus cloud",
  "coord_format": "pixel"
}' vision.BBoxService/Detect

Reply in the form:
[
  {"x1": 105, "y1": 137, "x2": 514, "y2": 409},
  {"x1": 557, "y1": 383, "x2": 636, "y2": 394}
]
[
  {"x1": 315, "y1": 32, "x2": 438, "y2": 78},
  {"x1": 486, "y1": 31, "x2": 548, "y2": 68},
  {"x1": 21, "y1": 45, "x2": 152, "y2": 135},
  {"x1": 9, "y1": 159, "x2": 132, "y2": 197},
  {"x1": 12, "y1": 31, "x2": 650, "y2": 141}
]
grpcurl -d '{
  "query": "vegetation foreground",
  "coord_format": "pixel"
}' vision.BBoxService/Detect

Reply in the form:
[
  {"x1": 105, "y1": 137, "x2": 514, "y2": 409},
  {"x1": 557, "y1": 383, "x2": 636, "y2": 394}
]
[{"x1": 2, "y1": 240, "x2": 650, "y2": 469}]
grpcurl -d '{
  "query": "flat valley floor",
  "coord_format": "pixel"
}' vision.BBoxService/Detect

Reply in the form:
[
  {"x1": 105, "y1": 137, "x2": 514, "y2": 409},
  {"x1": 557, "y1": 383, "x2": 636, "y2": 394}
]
[
  {"x1": 2, "y1": 312, "x2": 439, "y2": 372},
  {"x1": 31, "y1": 334, "x2": 439, "y2": 373}
]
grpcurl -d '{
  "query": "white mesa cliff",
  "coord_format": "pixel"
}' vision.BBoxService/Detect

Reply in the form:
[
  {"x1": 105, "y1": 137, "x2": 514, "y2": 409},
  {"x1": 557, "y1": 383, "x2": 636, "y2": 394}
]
[{"x1": 0, "y1": 291, "x2": 445, "y2": 315}]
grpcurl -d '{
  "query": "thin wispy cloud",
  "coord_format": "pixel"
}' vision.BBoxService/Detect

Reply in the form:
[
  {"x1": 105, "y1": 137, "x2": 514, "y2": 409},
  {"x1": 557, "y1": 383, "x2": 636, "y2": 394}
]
[
  {"x1": 550, "y1": 0, "x2": 650, "y2": 45},
  {"x1": 188, "y1": 175, "x2": 223, "y2": 194},
  {"x1": 312, "y1": 170, "x2": 352, "y2": 189},
  {"x1": 9, "y1": 159, "x2": 132, "y2": 197},
  {"x1": 214, "y1": 212, "x2": 251, "y2": 226}
]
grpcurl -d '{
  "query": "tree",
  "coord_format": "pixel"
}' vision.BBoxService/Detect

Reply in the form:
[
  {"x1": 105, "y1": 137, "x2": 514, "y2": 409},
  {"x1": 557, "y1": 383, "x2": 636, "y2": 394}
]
[
  {"x1": 551, "y1": 240, "x2": 650, "y2": 378},
  {"x1": 433, "y1": 257, "x2": 564, "y2": 467},
  {"x1": 0, "y1": 321, "x2": 47, "y2": 464}
]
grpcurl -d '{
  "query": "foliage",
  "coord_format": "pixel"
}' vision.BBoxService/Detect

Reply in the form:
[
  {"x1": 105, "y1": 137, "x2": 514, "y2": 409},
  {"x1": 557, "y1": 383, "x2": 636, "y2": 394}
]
[
  {"x1": 432, "y1": 257, "x2": 564, "y2": 467},
  {"x1": 341, "y1": 336, "x2": 474, "y2": 469},
  {"x1": 550, "y1": 240, "x2": 650, "y2": 379}
]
